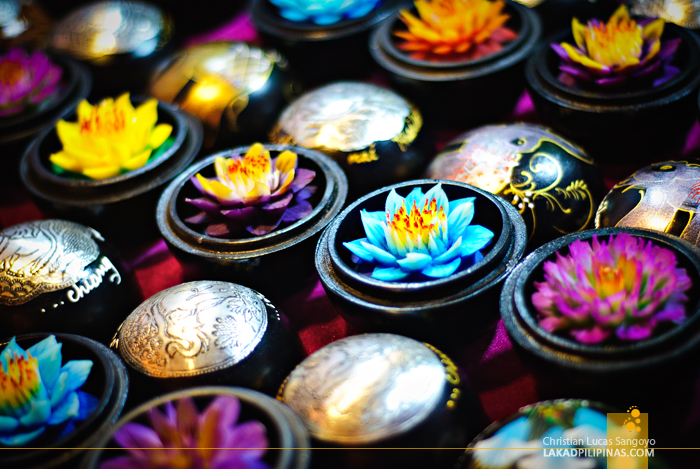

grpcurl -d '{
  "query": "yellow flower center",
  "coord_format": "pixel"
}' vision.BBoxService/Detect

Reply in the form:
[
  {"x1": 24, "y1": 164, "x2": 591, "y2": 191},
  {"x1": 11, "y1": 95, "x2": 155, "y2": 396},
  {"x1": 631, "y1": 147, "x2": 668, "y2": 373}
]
[
  {"x1": 227, "y1": 148, "x2": 272, "y2": 185},
  {"x1": 79, "y1": 100, "x2": 128, "y2": 136},
  {"x1": 0, "y1": 60, "x2": 24, "y2": 86},
  {"x1": 584, "y1": 16, "x2": 643, "y2": 68},
  {"x1": 591, "y1": 254, "x2": 639, "y2": 300},
  {"x1": 0, "y1": 352, "x2": 40, "y2": 413},
  {"x1": 388, "y1": 197, "x2": 446, "y2": 247}
]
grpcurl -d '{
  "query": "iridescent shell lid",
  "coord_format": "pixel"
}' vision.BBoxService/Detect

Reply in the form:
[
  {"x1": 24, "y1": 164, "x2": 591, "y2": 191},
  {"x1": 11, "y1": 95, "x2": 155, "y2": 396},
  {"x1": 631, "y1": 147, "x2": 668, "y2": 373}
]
[
  {"x1": 50, "y1": 1, "x2": 168, "y2": 61},
  {"x1": 271, "y1": 81, "x2": 421, "y2": 154},
  {"x1": 279, "y1": 333, "x2": 452, "y2": 444},
  {"x1": 0, "y1": 219, "x2": 103, "y2": 306},
  {"x1": 427, "y1": 123, "x2": 604, "y2": 247},
  {"x1": 117, "y1": 280, "x2": 268, "y2": 378}
]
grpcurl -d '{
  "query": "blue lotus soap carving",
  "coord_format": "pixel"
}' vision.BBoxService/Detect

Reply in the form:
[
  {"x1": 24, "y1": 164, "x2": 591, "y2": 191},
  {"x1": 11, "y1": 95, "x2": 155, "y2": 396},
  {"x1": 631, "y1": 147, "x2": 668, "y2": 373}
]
[
  {"x1": 270, "y1": 0, "x2": 381, "y2": 25},
  {"x1": 0, "y1": 336, "x2": 97, "y2": 446},
  {"x1": 343, "y1": 183, "x2": 494, "y2": 281}
]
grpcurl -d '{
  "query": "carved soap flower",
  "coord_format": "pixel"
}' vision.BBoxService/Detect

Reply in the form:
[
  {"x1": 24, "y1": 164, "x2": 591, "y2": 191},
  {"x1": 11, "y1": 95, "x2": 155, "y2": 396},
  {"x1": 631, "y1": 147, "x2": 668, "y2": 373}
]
[
  {"x1": 344, "y1": 184, "x2": 494, "y2": 281},
  {"x1": 532, "y1": 233, "x2": 692, "y2": 344},
  {"x1": 0, "y1": 48, "x2": 63, "y2": 117},
  {"x1": 49, "y1": 93, "x2": 173, "y2": 180},
  {"x1": 101, "y1": 395, "x2": 269, "y2": 469},
  {"x1": 552, "y1": 5, "x2": 681, "y2": 90},
  {"x1": 0, "y1": 336, "x2": 95, "y2": 446},
  {"x1": 186, "y1": 143, "x2": 316, "y2": 237},
  {"x1": 270, "y1": 0, "x2": 381, "y2": 25},
  {"x1": 395, "y1": 0, "x2": 518, "y2": 61}
]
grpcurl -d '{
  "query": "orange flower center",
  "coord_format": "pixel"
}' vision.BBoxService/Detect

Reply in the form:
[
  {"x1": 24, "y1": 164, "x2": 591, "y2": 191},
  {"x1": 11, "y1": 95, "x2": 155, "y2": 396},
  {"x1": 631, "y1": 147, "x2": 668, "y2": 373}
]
[
  {"x1": 0, "y1": 352, "x2": 40, "y2": 411},
  {"x1": 80, "y1": 103, "x2": 127, "y2": 135},
  {"x1": 227, "y1": 150, "x2": 271, "y2": 181},
  {"x1": 388, "y1": 197, "x2": 445, "y2": 240},
  {"x1": 0, "y1": 60, "x2": 24, "y2": 86}
]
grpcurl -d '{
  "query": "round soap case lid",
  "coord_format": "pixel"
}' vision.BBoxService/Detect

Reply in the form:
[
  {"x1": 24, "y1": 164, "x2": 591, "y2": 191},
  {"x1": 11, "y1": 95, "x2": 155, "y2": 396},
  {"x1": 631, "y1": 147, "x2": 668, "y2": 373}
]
[
  {"x1": 117, "y1": 280, "x2": 268, "y2": 378},
  {"x1": 279, "y1": 333, "x2": 449, "y2": 445}
]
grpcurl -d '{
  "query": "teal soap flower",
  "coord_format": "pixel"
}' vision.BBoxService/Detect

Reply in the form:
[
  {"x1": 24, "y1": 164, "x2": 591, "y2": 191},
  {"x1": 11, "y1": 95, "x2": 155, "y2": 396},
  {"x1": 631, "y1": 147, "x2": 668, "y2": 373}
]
[
  {"x1": 0, "y1": 336, "x2": 96, "y2": 446},
  {"x1": 270, "y1": 0, "x2": 381, "y2": 25},
  {"x1": 343, "y1": 183, "x2": 494, "y2": 281}
]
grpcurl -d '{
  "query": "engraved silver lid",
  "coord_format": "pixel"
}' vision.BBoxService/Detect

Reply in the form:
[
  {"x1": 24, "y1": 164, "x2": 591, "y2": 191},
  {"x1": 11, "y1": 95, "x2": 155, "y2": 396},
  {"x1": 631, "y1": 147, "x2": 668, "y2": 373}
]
[
  {"x1": 51, "y1": 1, "x2": 165, "y2": 60},
  {"x1": 280, "y1": 333, "x2": 447, "y2": 444},
  {"x1": 275, "y1": 82, "x2": 414, "y2": 153},
  {"x1": 0, "y1": 220, "x2": 102, "y2": 306},
  {"x1": 118, "y1": 280, "x2": 268, "y2": 378}
]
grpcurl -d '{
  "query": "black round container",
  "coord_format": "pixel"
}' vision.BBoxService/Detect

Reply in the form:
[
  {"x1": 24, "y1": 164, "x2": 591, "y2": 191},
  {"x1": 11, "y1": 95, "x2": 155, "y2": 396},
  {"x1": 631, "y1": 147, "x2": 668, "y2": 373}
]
[
  {"x1": 0, "y1": 53, "x2": 91, "y2": 184},
  {"x1": 112, "y1": 281, "x2": 305, "y2": 406},
  {"x1": 369, "y1": 0, "x2": 541, "y2": 129},
  {"x1": 316, "y1": 179, "x2": 527, "y2": 352},
  {"x1": 500, "y1": 227, "x2": 700, "y2": 441},
  {"x1": 0, "y1": 219, "x2": 141, "y2": 346},
  {"x1": 80, "y1": 386, "x2": 310, "y2": 469},
  {"x1": 20, "y1": 98, "x2": 203, "y2": 245},
  {"x1": 252, "y1": 0, "x2": 400, "y2": 85},
  {"x1": 526, "y1": 25, "x2": 700, "y2": 163},
  {"x1": 157, "y1": 144, "x2": 347, "y2": 297},
  {"x1": 0, "y1": 332, "x2": 128, "y2": 469},
  {"x1": 148, "y1": 42, "x2": 294, "y2": 150}
]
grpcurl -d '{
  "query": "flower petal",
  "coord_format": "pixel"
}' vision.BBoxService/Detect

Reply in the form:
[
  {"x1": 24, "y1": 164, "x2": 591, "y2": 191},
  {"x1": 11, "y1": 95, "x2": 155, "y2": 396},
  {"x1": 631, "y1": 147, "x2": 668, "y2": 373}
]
[
  {"x1": 421, "y1": 257, "x2": 461, "y2": 278},
  {"x1": 121, "y1": 149, "x2": 151, "y2": 171},
  {"x1": 0, "y1": 427, "x2": 45, "y2": 446},
  {"x1": 290, "y1": 168, "x2": 316, "y2": 193},
  {"x1": 361, "y1": 241, "x2": 398, "y2": 266},
  {"x1": 360, "y1": 209, "x2": 388, "y2": 250},
  {"x1": 274, "y1": 149, "x2": 297, "y2": 174},
  {"x1": 371, "y1": 266, "x2": 410, "y2": 281},
  {"x1": 18, "y1": 397, "x2": 51, "y2": 427},
  {"x1": 243, "y1": 182, "x2": 271, "y2": 205},
  {"x1": 28, "y1": 335, "x2": 62, "y2": 391},
  {"x1": 47, "y1": 391, "x2": 80, "y2": 425},
  {"x1": 460, "y1": 225, "x2": 494, "y2": 256},
  {"x1": 50, "y1": 360, "x2": 93, "y2": 408},
  {"x1": 344, "y1": 239, "x2": 375, "y2": 263},
  {"x1": 148, "y1": 124, "x2": 172, "y2": 149},
  {"x1": 385, "y1": 189, "x2": 405, "y2": 219},
  {"x1": 396, "y1": 252, "x2": 433, "y2": 272},
  {"x1": 447, "y1": 199, "x2": 474, "y2": 244},
  {"x1": 82, "y1": 165, "x2": 121, "y2": 180}
]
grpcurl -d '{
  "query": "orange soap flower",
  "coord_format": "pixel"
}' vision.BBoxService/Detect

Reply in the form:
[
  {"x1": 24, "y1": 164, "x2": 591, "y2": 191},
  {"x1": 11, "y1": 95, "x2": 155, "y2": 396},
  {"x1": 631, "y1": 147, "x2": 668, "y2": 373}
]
[{"x1": 394, "y1": 0, "x2": 518, "y2": 61}]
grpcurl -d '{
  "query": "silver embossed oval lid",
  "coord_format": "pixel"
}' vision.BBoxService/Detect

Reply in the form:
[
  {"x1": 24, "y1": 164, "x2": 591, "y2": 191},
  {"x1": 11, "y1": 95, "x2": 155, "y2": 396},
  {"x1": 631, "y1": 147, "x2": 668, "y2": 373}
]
[
  {"x1": 0, "y1": 220, "x2": 102, "y2": 306},
  {"x1": 280, "y1": 333, "x2": 447, "y2": 444},
  {"x1": 118, "y1": 281, "x2": 268, "y2": 378},
  {"x1": 276, "y1": 82, "x2": 413, "y2": 153},
  {"x1": 51, "y1": 1, "x2": 165, "y2": 60}
]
